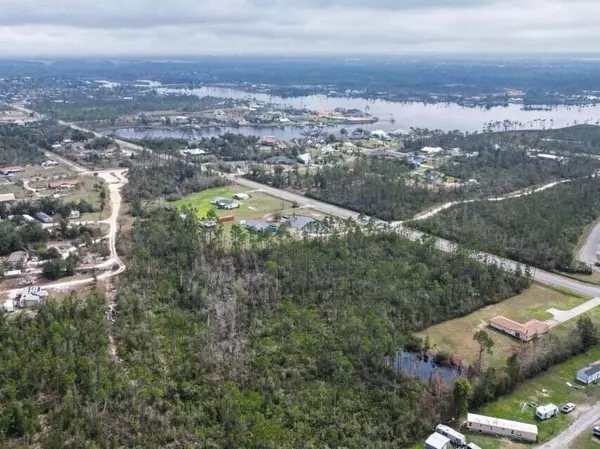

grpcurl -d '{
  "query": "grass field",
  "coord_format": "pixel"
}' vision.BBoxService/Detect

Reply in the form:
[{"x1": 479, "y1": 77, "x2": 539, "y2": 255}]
[
  {"x1": 173, "y1": 186, "x2": 293, "y2": 221},
  {"x1": 419, "y1": 284, "x2": 591, "y2": 367}
]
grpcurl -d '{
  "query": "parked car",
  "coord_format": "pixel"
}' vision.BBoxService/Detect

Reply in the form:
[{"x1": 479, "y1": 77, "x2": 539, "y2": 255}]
[{"x1": 561, "y1": 403, "x2": 575, "y2": 414}]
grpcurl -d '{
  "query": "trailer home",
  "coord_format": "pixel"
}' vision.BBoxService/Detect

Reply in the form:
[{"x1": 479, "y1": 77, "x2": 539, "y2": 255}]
[
  {"x1": 467, "y1": 413, "x2": 538, "y2": 443},
  {"x1": 435, "y1": 424, "x2": 466, "y2": 446},
  {"x1": 425, "y1": 432, "x2": 451, "y2": 449},
  {"x1": 535, "y1": 404, "x2": 558, "y2": 421}
]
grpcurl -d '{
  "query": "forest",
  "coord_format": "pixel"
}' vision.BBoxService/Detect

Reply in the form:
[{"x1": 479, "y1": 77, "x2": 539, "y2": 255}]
[
  {"x1": 0, "y1": 121, "x2": 90, "y2": 166},
  {"x1": 412, "y1": 176, "x2": 600, "y2": 273},
  {"x1": 1, "y1": 209, "x2": 533, "y2": 447},
  {"x1": 247, "y1": 152, "x2": 600, "y2": 221},
  {"x1": 123, "y1": 161, "x2": 228, "y2": 201}
]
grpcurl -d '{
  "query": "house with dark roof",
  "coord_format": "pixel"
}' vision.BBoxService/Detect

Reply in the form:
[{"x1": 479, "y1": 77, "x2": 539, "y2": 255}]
[
  {"x1": 576, "y1": 362, "x2": 600, "y2": 384},
  {"x1": 283, "y1": 215, "x2": 315, "y2": 231}
]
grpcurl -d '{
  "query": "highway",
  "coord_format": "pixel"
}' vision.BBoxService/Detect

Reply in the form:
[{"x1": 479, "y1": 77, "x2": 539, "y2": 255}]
[{"x1": 234, "y1": 175, "x2": 600, "y2": 298}]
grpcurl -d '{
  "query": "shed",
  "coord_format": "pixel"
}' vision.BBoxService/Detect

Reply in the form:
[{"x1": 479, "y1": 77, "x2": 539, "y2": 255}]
[
  {"x1": 576, "y1": 362, "x2": 600, "y2": 384},
  {"x1": 467, "y1": 413, "x2": 538, "y2": 442},
  {"x1": 7, "y1": 251, "x2": 28, "y2": 267},
  {"x1": 425, "y1": 432, "x2": 451, "y2": 449},
  {"x1": 0, "y1": 193, "x2": 16, "y2": 203}
]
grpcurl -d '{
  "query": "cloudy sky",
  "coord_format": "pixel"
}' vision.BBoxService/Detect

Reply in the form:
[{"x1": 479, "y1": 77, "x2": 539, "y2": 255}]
[{"x1": 0, "y1": 0, "x2": 598, "y2": 56}]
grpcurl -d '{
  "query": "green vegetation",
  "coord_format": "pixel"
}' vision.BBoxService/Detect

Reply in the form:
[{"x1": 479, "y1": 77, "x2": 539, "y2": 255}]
[
  {"x1": 123, "y1": 161, "x2": 227, "y2": 201},
  {"x1": 413, "y1": 177, "x2": 600, "y2": 273},
  {"x1": 1, "y1": 210, "x2": 533, "y2": 447},
  {"x1": 174, "y1": 186, "x2": 292, "y2": 221},
  {"x1": 0, "y1": 121, "x2": 91, "y2": 166},
  {"x1": 248, "y1": 151, "x2": 600, "y2": 221}
]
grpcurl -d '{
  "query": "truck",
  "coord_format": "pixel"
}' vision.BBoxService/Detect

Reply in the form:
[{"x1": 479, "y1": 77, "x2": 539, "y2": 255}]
[
  {"x1": 535, "y1": 404, "x2": 559, "y2": 420},
  {"x1": 435, "y1": 424, "x2": 467, "y2": 446}
]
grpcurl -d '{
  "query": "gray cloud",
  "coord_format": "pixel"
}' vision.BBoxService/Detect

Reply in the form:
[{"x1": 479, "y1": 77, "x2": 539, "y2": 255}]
[{"x1": 0, "y1": 0, "x2": 598, "y2": 56}]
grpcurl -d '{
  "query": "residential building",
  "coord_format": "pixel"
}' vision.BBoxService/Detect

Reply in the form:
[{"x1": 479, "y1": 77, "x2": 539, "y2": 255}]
[
  {"x1": 19, "y1": 286, "x2": 49, "y2": 308},
  {"x1": 264, "y1": 155, "x2": 296, "y2": 165},
  {"x1": 0, "y1": 166, "x2": 23, "y2": 175},
  {"x1": 210, "y1": 197, "x2": 226, "y2": 205},
  {"x1": 424, "y1": 432, "x2": 451, "y2": 449},
  {"x1": 283, "y1": 215, "x2": 315, "y2": 231},
  {"x1": 233, "y1": 193, "x2": 250, "y2": 200},
  {"x1": 216, "y1": 199, "x2": 239, "y2": 210},
  {"x1": 48, "y1": 179, "x2": 80, "y2": 190},
  {"x1": 0, "y1": 193, "x2": 15, "y2": 203},
  {"x1": 407, "y1": 155, "x2": 423, "y2": 167},
  {"x1": 490, "y1": 316, "x2": 550, "y2": 342},
  {"x1": 421, "y1": 146, "x2": 444, "y2": 155},
  {"x1": 258, "y1": 136, "x2": 281, "y2": 147},
  {"x1": 35, "y1": 212, "x2": 53, "y2": 223},
  {"x1": 435, "y1": 424, "x2": 466, "y2": 446},
  {"x1": 576, "y1": 362, "x2": 600, "y2": 384},
  {"x1": 41, "y1": 160, "x2": 59, "y2": 168},
  {"x1": 4, "y1": 269, "x2": 22, "y2": 278},
  {"x1": 245, "y1": 220, "x2": 277, "y2": 234},
  {"x1": 7, "y1": 251, "x2": 28, "y2": 267},
  {"x1": 467, "y1": 413, "x2": 538, "y2": 442}
]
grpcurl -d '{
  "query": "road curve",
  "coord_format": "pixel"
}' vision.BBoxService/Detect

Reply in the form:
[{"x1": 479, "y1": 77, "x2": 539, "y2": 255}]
[
  {"x1": 233, "y1": 176, "x2": 600, "y2": 298},
  {"x1": 578, "y1": 220, "x2": 600, "y2": 271}
]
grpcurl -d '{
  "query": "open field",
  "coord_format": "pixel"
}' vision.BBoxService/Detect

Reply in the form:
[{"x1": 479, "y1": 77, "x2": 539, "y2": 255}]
[
  {"x1": 173, "y1": 186, "x2": 293, "y2": 221},
  {"x1": 12, "y1": 164, "x2": 76, "y2": 182},
  {"x1": 419, "y1": 284, "x2": 591, "y2": 367}
]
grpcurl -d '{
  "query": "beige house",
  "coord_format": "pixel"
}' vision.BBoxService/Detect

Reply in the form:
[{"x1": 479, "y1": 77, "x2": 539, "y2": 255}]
[
  {"x1": 467, "y1": 413, "x2": 538, "y2": 442},
  {"x1": 490, "y1": 316, "x2": 549, "y2": 342}
]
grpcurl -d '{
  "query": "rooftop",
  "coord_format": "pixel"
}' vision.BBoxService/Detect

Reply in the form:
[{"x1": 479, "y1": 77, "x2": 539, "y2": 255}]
[
  {"x1": 0, "y1": 193, "x2": 16, "y2": 203},
  {"x1": 468, "y1": 413, "x2": 538, "y2": 435},
  {"x1": 284, "y1": 215, "x2": 315, "y2": 230},
  {"x1": 490, "y1": 316, "x2": 549, "y2": 336},
  {"x1": 425, "y1": 432, "x2": 450, "y2": 449}
]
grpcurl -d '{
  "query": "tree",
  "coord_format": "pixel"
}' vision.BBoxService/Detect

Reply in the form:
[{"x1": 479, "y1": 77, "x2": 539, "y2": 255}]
[
  {"x1": 577, "y1": 315, "x2": 598, "y2": 350},
  {"x1": 453, "y1": 378, "x2": 471, "y2": 418},
  {"x1": 474, "y1": 330, "x2": 494, "y2": 372}
]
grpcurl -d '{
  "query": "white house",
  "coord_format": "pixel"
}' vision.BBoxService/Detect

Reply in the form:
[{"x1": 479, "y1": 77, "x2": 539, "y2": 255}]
[
  {"x1": 421, "y1": 146, "x2": 444, "y2": 155},
  {"x1": 467, "y1": 413, "x2": 538, "y2": 442},
  {"x1": 576, "y1": 362, "x2": 600, "y2": 384}
]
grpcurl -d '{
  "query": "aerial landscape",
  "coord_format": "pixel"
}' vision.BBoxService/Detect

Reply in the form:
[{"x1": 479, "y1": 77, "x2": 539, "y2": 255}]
[{"x1": 6, "y1": 1, "x2": 600, "y2": 449}]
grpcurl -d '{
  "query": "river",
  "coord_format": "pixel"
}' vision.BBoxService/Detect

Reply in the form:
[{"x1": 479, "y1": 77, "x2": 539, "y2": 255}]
[{"x1": 101, "y1": 86, "x2": 600, "y2": 141}]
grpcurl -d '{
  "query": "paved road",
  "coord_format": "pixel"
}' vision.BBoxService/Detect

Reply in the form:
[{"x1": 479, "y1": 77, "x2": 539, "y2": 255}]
[
  {"x1": 537, "y1": 405, "x2": 600, "y2": 448},
  {"x1": 234, "y1": 176, "x2": 600, "y2": 298},
  {"x1": 578, "y1": 220, "x2": 600, "y2": 271}
]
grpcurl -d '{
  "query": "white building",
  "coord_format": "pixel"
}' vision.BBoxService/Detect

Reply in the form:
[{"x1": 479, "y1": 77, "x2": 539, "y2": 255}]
[
  {"x1": 576, "y1": 362, "x2": 600, "y2": 384},
  {"x1": 3, "y1": 299, "x2": 15, "y2": 313},
  {"x1": 233, "y1": 193, "x2": 250, "y2": 200},
  {"x1": 467, "y1": 413, "x2": 538, "y2": 442},
  {"x1": 297, "y1": 153, "x2": 311, "y2": 164},
  {"x1": 425, "y1": 433, "x2": 451, "y2": 449},
  {"x1": 435, "y1": 424, "x2": 466, "y2": 446},
  {"x1": 535, "y1": 404, "x2": 558, "y2": 420},
  {"x1": 421, "y1": 146, "x2": 444, "y2": 155}
]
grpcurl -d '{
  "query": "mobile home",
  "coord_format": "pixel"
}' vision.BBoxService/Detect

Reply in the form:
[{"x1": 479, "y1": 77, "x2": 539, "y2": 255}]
[
  {"x1": 467, "y1": 413, "x2": 538, "y2": 443},
  {"x1": 576, "y1": 362, "x2": 600, "y2": 384}
]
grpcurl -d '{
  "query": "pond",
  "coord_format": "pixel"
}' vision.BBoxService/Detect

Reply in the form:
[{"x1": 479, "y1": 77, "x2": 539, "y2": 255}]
[{"x1": 386, "y1": 349, "x2": 464, "y2": 384}]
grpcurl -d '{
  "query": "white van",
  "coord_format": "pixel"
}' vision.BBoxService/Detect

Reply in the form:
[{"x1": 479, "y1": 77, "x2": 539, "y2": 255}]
[{"x1": 436, "y1": 424, "x2": 467, "y2": 446}]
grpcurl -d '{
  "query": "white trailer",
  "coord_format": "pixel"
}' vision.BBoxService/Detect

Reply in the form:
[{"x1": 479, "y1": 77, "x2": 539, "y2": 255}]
[
  {"x1": 436, "y1": 424, "x2": 467, "y2": 446},
  {"x1": 536, "y1": 404, "x2": 558, "y2": 421}
]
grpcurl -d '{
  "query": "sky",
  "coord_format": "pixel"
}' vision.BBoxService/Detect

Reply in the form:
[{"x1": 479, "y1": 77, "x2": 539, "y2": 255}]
[{"x1": 0, "y1": 0, "x2": 599, "y2": 56}]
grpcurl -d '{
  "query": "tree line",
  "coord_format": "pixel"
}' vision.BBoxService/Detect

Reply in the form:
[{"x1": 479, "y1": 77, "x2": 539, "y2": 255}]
[{"x1": 412, "y1": 176, "x2": 600, "y2": 273}]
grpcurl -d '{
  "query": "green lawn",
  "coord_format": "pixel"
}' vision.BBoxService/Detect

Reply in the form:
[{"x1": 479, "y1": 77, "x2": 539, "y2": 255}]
[
  {"x1": 418, "y1": 284, "x2": 590, "y2": 367},
  {"x1": 477, "y1": 346, "x2": 600, "y2": 444},
  {"x1": 173, "y1": 186, "x2": 293, "y2": 222}
]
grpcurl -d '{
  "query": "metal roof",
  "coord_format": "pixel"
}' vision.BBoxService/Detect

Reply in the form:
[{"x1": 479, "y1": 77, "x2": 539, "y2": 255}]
[
  {"x1": 425, "y1": 432, "x2": 449, "y2": 449},
  {"x1": 468, "y1": 413, "x2": 538, "y2": 435},
  {"x1": 285, "y1": 215, "x2": 315, "y2": 230}
]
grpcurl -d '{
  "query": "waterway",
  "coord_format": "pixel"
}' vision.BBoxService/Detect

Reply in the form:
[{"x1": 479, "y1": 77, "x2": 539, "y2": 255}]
[
  {"x1": 101, "y1": 86, "x2": 600, "y2": 140},
  {"x1": 386, "y1": 349, "x2": 463, "y2": 384}
]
